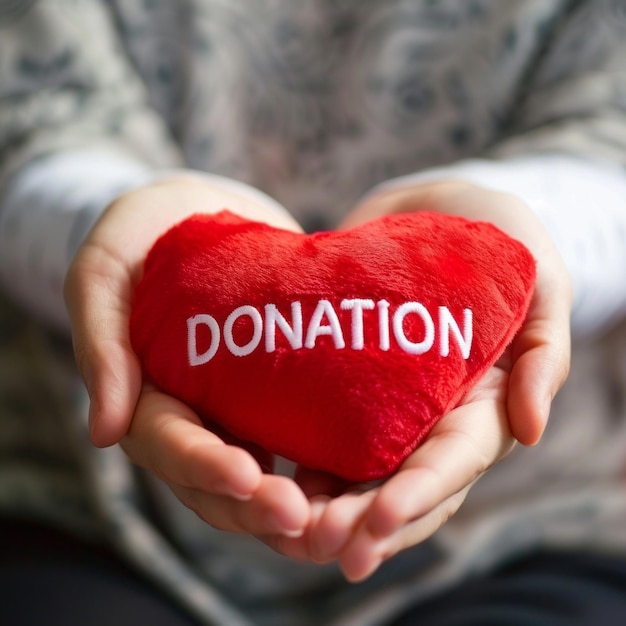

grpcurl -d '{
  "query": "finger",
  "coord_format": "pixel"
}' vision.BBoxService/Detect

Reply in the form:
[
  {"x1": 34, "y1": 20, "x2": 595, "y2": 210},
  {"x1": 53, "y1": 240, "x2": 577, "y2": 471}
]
[
  {"x1": 64, "y1": 193, "x2": 196, "y2": 445},
  {"x1": 307, "y1": 377, "x2": 511, "y2": 564},
  {"x1": 338, "y1": 487, "x2": 470, "y2": 582},
  {"x1": 207, "y1": 421, "x2": 275, "y2": 474},
  {"x1": 65, "y1": 242, "x2": 141, "y2": 447},
  {"x1": 363, "y1": 394, "x2": 512, "y2": 540},
  {"x1": 508, "y1": 262, "x2": 572, "y2": 445},
  {"x1": 309, "y1": 490, "x2": 377, "y2": 563},
  {"x1": 172, "y1": 473, "x2": 310, "y2": 537},
  {"x1": 508, "y1": 326, "x2": 571, "y2": 445},
  {"x1": 258, "y1": 494, "x2": 331, "y2": 560},
  {"x1": 122, "y1": 388, "x2": 262, "y2": 500},
  {"x1": 333, "y1": 382, "x2": 513, "y2": 580}
]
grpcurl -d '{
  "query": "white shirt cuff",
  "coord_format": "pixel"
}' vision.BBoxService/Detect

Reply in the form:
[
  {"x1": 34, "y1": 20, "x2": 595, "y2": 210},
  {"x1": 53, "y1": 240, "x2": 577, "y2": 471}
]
[
  {"x1": 0, "y1": 151, "x2": 288, "y2": 331},
  {"x1": 370, "y1": 155, "x2": 626, "y2": 337}
]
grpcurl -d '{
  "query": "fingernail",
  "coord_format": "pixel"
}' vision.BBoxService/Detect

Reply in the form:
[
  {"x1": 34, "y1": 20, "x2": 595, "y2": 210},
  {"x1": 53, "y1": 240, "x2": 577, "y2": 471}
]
[
  {"x1": 213, "y1": 482, "x2": 253, "y2": 502},
  {"x1": 310, "y1": 497, "x2": 329, "y2": 521},
  {"x1": 346, "y1": 556, "x2": 383, "y2": 583},
  {"x1": 229, "y1": 489, "x2": 254, "y2": 502},
  {"x1": 264, "y1": 513, "x2": 304, "y2": 538}
]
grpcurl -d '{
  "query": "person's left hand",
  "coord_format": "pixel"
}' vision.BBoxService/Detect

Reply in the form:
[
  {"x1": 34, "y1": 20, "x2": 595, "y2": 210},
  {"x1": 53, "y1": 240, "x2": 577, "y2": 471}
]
[
  {"x1": 259, "y1": 180, "x2": 572, "y2": 581},
  {"x1": 263, "y1": 349, "x2": 514, "y2": 581}
]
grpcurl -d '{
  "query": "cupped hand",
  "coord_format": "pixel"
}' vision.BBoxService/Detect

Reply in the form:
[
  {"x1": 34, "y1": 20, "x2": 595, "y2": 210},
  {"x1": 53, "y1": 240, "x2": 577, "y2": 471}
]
[
  {"x1": 262, "y1": 353, "x2": 514, "y2": 578},
  {"x1": 267, "y1": 180, "x2": 572, "y2": 579},
  {"x1": 64, "y1": 176, "x2": 310, "y2": 537},
  {"x1": 65, "y1": 175, "x2": 301, "y2": 447},
  {"x1": 122, "y1": 386, "x2": 309, "y2": 537},
  {"x1": 340, "y1": 180, "x2": 573, "y2": 446}
]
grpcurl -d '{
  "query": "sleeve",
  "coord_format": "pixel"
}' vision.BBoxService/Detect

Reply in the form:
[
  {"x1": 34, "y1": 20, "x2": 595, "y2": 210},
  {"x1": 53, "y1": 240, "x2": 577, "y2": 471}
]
[
  {"x1": 488, "y1": 0, "x2": 626, "y2": 166},
  {"x1": 0, "y1": 0, "x2": 183, "y2": 183},
  {"x1": 0, "y1": 1, "x2": 184, "y2": 330},
  {"x1": 370, "y1": 0, "x2": 626, "y2": 339}
]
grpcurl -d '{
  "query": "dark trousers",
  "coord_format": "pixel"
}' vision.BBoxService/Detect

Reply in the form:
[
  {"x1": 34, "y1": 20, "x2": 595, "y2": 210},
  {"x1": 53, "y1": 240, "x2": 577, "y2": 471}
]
[
  {"x1": 2, "y1": 520, "x2": 626, "y2": 626},
  {"x1": 0, "y1": 520, "x2": 200, "y2": 626},
  {"x1": 392, "y1": 549, "x2": 626, "y2": 626}
]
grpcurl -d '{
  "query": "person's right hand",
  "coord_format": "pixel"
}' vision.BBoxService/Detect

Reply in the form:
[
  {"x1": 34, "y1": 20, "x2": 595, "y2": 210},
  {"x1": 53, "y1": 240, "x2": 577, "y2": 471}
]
[{"x1": 64, "y1": 176, "x2": 310, "y2": 538}]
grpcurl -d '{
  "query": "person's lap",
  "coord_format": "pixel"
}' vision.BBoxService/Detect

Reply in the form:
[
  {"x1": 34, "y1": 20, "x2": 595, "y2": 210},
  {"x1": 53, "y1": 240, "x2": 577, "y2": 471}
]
[
  {"x1": 392, "y1": 549, "x2": 626, "y2": 626},
  {"x1": 3, "y1": 519, "x2": 626, "y2": 626},
  {"x1": 0, "y1": 519, "x2": 201, "y2": 626}
]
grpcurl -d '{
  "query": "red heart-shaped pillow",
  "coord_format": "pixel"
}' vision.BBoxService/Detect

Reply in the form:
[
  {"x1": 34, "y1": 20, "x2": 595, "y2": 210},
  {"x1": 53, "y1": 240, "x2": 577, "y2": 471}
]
[{"x1": 130, "y1": 210, "x2": 535, "y2": 482}]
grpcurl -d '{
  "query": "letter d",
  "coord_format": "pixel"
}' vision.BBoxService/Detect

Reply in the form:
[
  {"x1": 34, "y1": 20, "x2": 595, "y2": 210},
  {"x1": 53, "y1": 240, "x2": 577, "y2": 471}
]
[{"x1": 187, "y1": 314, "x2": 220, "y2": 366}]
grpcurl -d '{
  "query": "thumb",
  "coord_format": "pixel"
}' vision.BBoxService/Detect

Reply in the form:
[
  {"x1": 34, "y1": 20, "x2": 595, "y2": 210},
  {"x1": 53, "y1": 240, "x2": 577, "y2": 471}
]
[
  {"x1": 64, "y1": 241, "x2": 142, "y2": 447},
  {"x1": 507, "y1": 266, "x2": 572, "y2": 446}
]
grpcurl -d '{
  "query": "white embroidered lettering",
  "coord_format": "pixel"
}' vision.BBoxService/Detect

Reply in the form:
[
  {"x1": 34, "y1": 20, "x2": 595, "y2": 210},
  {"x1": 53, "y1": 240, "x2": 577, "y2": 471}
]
[
  {"x1": 304, "y1": 299, "x2": 346, "y2": 349},
  {"x1": 340, "y1": 298, "x2": 375, "y2": 350},
  {"x1": 265, "y1": 302, "x2": 303, "y2": 352},
  {"x1": 187, "y1": 314, "x2": 220, "y2": 366},
  {"x1": 439, "y1": 307, "x2": 473, "y2": 359},
  {"x1": 224, "y1": 305, "x2": 263, "y2": 357},
  {"x1": 186, "y1": 298, "x2": 474, "y2": 362},
  {"x1": 392, "y1": 302, "x2": 435, "y2": 355},
  {"x1": 377, "y1": 299, "x2": 390, "y2": 351}
]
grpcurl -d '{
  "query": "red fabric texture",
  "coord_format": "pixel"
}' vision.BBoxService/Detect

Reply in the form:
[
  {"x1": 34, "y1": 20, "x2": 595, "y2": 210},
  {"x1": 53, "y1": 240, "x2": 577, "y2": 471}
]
[{"x1": 130, "y1": 211, "x2": 536, "y2": 481}]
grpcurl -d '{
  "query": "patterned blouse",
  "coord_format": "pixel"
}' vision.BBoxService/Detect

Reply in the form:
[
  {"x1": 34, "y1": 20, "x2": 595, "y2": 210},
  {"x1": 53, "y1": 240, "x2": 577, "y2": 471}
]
[{"x1": 1, "y1": 2, "x2": 626, "y2": 625}]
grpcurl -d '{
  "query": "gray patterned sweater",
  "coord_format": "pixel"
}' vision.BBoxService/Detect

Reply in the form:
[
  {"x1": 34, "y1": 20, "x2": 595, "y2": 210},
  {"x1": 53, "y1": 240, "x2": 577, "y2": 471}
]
[{"x1": 1, "y1": 2, "x2": 626, "y2": 625}]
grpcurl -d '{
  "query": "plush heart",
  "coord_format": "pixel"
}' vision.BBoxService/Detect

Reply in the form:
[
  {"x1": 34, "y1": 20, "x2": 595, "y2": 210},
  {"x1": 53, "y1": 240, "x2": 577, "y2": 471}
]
[{"x1": 130, "y1": 210, "x2": 535, "y2": 482}]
